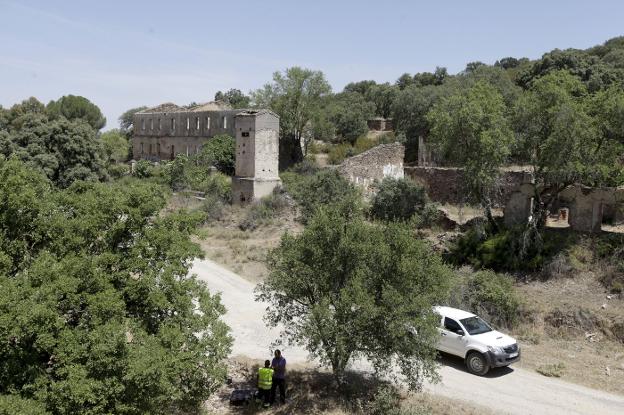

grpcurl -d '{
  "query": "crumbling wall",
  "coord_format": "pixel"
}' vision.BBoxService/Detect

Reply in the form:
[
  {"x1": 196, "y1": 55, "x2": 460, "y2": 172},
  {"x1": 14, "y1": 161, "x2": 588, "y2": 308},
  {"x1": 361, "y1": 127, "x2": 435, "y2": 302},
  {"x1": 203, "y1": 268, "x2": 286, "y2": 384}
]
[
  {"x1": 337, "y1": 142, "x2": 404, "y2": 193},
  {"x1": 404, "y1": 166, "x2": 528, "y2": 206},
  {"x1": 504, "y1": 184, "x2": 624, "y2": 233},
  {"x1": 367, "y1": 118, "x2": 393, "y2": 131}
]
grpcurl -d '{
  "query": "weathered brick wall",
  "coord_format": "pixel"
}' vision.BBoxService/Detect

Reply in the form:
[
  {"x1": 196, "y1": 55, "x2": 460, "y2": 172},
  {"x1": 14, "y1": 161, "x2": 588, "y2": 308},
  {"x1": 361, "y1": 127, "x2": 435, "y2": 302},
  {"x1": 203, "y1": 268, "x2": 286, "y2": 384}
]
[
  {"x1": 404, "y1": 166, "x2": 529, "y2": 206},
  {"x1": 367, "y1": 118, "x2": 393, "y2": 131},
  {"x1": 337, "y1": 142, "x2": 404, "y2": 193}
]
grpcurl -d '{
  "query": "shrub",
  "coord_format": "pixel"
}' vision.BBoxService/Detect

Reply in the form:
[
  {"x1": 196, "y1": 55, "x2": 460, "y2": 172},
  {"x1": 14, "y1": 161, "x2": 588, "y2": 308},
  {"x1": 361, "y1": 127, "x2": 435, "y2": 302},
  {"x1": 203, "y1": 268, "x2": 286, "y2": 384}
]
[
  {"x1": 370, "y1": 178, "x2": 428, "y2": 222},
  {"x1": 199, "y1": 172, "x2": 231, "y2": 202},
  {"x1": 132, "y1": 159, "x2": 153, "y2": 178},
  {"x1": 449, "y1": 227, "x2": 578, "y2": 272},
  {"x1": 162, "y1": 155, "x2": 189, "y2": 190},
  {"x1": 449, "y1": 269, "x2": 520, "y2": 328},
  {"x1": 239, "y1": 192, "x2": 289, "y2": 231},
  {"x1": 327, "y1": 143, "x2": 354, "y2": 165},
  {"x1": 353, "y1": 136, "x2": 377, "y2": 154},
  {"x1": 201, "y1": 194, "x2": 225, "y2": 223},
  {"x1": 107, "y1": 163, "x2": 129, "y2": 179},
  {"x1": 536, "y1": 362, "x2": 566, "y2": 378},
  {"x1": 285, "y1": 169, "x2": 360, "y2": 223},
  {"x1": 0, "y1": 395, "x2": 50, "y2": 415},
  {"x1": 289, "y1": 158, "x2": 320, "y2": 175},
  {"x1": 198, "y1": 134, "x2": 235, "y2": 175}
]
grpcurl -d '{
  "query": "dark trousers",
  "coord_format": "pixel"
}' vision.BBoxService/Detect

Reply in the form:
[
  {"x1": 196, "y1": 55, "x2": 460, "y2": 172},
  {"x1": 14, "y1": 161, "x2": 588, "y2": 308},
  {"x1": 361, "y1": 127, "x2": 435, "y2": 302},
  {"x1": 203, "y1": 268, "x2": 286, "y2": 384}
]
[
  {"x1": 257, "y1": 388, "x2": 270, "y2": 406},
  {"x1": 270, "y1": 377, "x2": 286, "y2": 404}
]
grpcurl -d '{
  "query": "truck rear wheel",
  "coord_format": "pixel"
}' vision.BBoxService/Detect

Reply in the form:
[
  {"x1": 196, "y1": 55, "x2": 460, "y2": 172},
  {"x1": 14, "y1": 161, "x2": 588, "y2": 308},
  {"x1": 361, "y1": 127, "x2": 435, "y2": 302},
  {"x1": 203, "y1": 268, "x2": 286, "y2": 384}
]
[{"x1": 466, "y1": 351, "x2": 489, "y2": 376}]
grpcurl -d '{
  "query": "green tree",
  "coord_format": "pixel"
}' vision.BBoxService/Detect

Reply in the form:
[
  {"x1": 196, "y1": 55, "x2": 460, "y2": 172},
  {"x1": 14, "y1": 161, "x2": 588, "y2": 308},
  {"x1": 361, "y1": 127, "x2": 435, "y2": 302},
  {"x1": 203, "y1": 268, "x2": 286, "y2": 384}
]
[
  {"x1": 343, "y1": 80, "x2": 377, "y2": 96},
  {"x1": 366, "y1": 83, "x2": 399, "y2": 118},
  {"x1": 284, "y1": 169, "x2": 360, "y2": 222},
  {"x1": 101, "y1": 129, "x2": 129, "y2": 163},
  {"x1": 392, "y1": 84, "x2": 452, "y2": 162},
  {"x1": 0, "y1": 112, "x2": 107, "y2": 187},
  {"x1": 327, "y1": 93, "x2": 375, "y2": 143},
  {"x1": 0, "y1": 158, "x2": 231, "y2": 414},
  {"x1": 46, "y1": 95, "x2": 106, "y2": 130},
  {"x1": 257, "y1": 202, "x2": 452, "y2": 389},
  {"x1": 118, "y1": 106, "x2": 148, "y2": 138},
  {"x1": 396, "y1": 73, "x2": 414, "y2": 90},
  {"x1": 370, "y1": 177, "x2": 428, "y2": 222},
  {"x1": 252, "y1": 67, "x2": 332, "y2": 163},
  {"x1": 513, "y1": 71, "x2": 599, "y2": 229},
  {"x1": 198, "y1": 134, "x2": 235, "y2": 175},
  {"x1": 427, "y1": 81, "x2": 513, "y2": 226},
  {"x1": 214, "y1": 88, "x2": 250, "y2": 108}
]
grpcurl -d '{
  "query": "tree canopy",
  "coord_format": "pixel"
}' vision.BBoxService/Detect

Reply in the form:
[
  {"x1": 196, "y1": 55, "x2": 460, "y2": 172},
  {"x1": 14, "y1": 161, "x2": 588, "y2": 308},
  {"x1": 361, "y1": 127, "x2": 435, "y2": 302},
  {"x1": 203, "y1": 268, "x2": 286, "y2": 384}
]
[
  {"x1": 252, "y1": 67, "x2": 332, "y2": 163},
  {"x1": 46, "y1": 95, "x2": 106, "y2": 131},
  {"x1": 0, "y1": 158, "x2": 231, "y2": 414},
  {"x1": 257, "y1": 201, "x2": 452, "y2": 389},
  {"x1": 214, "y1": 88, "x2": 251, "y2": 108}
]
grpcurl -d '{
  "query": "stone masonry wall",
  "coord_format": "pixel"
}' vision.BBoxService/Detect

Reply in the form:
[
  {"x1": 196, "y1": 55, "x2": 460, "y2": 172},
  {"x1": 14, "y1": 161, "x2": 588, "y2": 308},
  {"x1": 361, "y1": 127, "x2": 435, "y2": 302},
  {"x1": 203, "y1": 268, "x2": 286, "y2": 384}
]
[
  {"x1": 337, "y1": 142, "x2": 404, "y2": 193},
  {"x1": 404, "y1": 166, "x2": 529, "y2": 206}
]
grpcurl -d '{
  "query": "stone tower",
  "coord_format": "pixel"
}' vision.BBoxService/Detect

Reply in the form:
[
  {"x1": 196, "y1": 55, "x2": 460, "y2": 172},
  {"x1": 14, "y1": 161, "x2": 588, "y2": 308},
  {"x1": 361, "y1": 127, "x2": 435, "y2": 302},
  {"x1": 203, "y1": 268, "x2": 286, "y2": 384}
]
[{"x1": 232, "y1": 110, "x2": 281, "y2": 203}]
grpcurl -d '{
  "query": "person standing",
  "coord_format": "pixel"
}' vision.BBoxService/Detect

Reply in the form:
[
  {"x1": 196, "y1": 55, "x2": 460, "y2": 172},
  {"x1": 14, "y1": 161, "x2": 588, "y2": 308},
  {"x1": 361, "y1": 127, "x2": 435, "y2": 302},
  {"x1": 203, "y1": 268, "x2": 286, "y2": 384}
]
[
  {"x1": 270, "y1": 349, "x2": 286, "y2": 405},
  {"x1": 256, "y1": 360, "x2": 273, "y2": 408}
]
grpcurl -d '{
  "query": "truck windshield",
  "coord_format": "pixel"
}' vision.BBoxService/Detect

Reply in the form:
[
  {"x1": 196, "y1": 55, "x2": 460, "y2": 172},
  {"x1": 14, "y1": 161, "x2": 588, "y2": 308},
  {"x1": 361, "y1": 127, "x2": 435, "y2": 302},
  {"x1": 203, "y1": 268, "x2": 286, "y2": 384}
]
[{"x1": 460, "y1": 316, "x2": 492, "y2": 335}]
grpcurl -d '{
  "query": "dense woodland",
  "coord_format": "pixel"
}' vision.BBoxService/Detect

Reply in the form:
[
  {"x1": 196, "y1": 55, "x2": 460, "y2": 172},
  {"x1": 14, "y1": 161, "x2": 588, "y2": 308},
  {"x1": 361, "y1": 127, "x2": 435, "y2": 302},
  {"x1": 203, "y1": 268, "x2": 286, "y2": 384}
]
[{"x1": 1, "y1": 37, "x2": 624, "y2": 414}]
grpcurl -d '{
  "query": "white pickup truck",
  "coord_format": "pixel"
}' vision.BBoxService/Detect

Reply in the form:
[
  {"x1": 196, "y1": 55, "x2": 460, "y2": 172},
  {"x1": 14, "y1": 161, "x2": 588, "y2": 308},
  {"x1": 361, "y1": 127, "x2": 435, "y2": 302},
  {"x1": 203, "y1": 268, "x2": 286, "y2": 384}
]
[{"x1": 434, "y1": 306, "x2": 520, "y2": 375}]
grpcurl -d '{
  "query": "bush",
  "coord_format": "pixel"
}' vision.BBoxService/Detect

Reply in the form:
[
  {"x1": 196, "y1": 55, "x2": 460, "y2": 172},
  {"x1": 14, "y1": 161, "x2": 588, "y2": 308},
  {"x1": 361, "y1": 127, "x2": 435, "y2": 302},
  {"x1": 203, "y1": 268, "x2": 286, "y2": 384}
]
[
  {"x1": 370, "y1": 178, "x2": 428, "y2": 222},
  {"x1": 284, "y1": 169, "x2": 360, "y2": 223},
  {"x1": 327, "y1": 143, "x2": 355, "y2": 165},
  {"x1": 289, "y1": 158, "x2": 320, "y2": 175},
  {"x1": 449, "y1": 269, "x2": 520, "y2": 328},
  {"x1": 450, "y1": 227, "x2": 578, "y2": 272},
  {"x1": 0, "y1": 395, "x2": 50, "y2": 415},
  {"x1": 107, "y1": 163, "x2": 129, "y2": 179},
  {"x1": 536, "y1": 362, "x2": 566, "y2": 378},
  {"x1": 239, "y1": 192, "x2": 289, "y2": 231},
  {"x1": 198, "y1": 172, "x2": 231, "y2": 202},
  {"x1": 201, "y1": 194, "x2": 225, "y2": 223},
  {"x1": 162, "y1": 155, "x2": 189, "y2": 190},
  {"x1": 132, "y1": 159, "x2": 153, "y2": 178},
  {"x1": 353, "y1": 135, "x2": 377, "y2": 154},
  {"x1": 198, "y1": 134, "x2": 235, "y2": 175},
  {"x1": 367, "y1": 385, "x2": 432, "y2": 415}
]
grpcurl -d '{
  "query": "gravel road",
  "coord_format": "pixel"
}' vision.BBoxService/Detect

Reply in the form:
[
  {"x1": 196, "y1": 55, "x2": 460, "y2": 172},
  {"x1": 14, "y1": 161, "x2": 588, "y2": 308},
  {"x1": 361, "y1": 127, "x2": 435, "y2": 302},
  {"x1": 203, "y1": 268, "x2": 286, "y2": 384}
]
[{"x1": 192, "y1": 258, "x2": 624, "y2": 415}]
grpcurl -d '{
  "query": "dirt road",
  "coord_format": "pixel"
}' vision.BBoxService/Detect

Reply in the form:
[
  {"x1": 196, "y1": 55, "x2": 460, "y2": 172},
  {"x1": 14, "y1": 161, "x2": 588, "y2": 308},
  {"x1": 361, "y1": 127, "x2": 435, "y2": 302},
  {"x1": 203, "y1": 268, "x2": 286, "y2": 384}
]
[{"x1": 192, "y1": 259, "x2": 624, "y2": 415}]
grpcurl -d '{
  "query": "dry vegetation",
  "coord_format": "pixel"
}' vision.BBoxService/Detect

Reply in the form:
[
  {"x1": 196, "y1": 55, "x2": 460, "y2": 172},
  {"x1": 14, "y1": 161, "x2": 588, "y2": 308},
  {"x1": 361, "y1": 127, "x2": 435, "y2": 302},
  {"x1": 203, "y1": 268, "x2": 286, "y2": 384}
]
[
  {"x1": 193, "y1": 199, "x2": 302, "y2": 283},
  {"x1": 204, "y1": 357, "x2": 493, "y2": 415},
  {"x1": 171, "y1": 184, "x2": 624, "y2": 408},
  {"x1": 511, "y1": 269, "x2": 624, "y2": 394}
]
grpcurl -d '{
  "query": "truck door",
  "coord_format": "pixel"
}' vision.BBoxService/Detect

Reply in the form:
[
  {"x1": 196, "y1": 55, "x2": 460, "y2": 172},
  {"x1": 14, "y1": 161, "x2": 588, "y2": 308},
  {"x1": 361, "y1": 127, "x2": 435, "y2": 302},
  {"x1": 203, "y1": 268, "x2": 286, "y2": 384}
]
[{"x1": 440, "y1": 317, "x2": 467, "y2": 357}]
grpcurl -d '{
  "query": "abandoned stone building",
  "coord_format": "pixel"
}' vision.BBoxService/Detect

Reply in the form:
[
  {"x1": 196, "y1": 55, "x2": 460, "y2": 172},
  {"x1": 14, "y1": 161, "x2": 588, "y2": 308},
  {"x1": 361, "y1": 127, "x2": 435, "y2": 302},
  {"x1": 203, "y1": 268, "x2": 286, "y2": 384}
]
[
  {"x1": 338, "y1": 143, "x2": 624, "y2": 233},
  {"x1": 132, "y1": 101, "x2": 240, "y2": 161},
  {"x1": 231, "y1": 109, "x2": 282, "y2": 203},
  {"x1": 367, "y1": 117, "x2": 393, "y2": 132},
  {"x1": 133, "y1": 102, "x2": 281, "y2": 203}
]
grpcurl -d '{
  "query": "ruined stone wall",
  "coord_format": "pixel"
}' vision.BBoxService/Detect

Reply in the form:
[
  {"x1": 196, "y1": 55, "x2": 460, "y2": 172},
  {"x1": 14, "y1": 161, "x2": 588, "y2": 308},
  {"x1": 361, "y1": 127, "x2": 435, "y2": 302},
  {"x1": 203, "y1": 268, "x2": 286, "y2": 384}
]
[
  {"x1": 404, "y1": 166, "x2": 529, "y2": 206},
  {"x1": 132, "y1": 109, "x2": 239, "y2": 161},
  {"x1": 367, "y1": 118, "x2": 393, "y2": 131},
  {"x1": 337, "y1": 142, "x2": 404, "y2": 193}
]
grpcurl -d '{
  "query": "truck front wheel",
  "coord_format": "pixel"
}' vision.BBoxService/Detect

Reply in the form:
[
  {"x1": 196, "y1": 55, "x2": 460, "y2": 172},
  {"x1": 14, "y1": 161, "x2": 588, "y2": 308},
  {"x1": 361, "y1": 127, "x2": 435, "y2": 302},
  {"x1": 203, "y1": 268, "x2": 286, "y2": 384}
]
[{"x1": 466, "y1": 351, "x2": 489, "y2": 376}]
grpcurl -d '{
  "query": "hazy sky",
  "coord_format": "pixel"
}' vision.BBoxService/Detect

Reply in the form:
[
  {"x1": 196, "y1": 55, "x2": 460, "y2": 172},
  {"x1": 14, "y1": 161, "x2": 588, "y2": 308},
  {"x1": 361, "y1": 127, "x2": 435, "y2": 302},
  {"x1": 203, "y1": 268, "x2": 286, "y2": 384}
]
[{"x1": 1, "y1": 0, "x2": 623, "y2": 130}]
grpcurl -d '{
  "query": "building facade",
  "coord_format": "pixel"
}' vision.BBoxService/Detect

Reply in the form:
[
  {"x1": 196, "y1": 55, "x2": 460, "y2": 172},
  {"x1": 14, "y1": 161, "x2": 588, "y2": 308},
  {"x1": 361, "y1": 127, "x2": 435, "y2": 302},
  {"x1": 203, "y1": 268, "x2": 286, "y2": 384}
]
[
  {"x1": 232, "y1": 110, "x2": 282, "y2": 203},
  {"x1": 132, "y1": 102, "x2": 239, "y2": 161}
]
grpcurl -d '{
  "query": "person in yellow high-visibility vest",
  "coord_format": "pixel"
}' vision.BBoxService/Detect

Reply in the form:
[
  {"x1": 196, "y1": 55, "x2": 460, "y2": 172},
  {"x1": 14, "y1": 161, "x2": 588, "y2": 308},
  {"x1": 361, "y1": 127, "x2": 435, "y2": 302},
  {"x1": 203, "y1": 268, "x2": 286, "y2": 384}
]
[{"x1": 257, "y1": 360, "x2": 274, "y2": 408}]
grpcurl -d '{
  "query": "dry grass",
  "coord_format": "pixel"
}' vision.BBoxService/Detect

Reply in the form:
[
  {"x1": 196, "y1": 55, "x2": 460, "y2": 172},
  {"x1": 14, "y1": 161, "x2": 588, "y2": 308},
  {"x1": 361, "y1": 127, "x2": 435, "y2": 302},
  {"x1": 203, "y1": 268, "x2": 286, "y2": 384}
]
[
  {"x1": 194, "y1": 203, "x2": 302, "y2": 283},
  {"x1": 512, "y1": 271, "x2": 624, "y2": 394},
  {"x1": 204, "y1": 357, "x2": 492, "y2": 415}
]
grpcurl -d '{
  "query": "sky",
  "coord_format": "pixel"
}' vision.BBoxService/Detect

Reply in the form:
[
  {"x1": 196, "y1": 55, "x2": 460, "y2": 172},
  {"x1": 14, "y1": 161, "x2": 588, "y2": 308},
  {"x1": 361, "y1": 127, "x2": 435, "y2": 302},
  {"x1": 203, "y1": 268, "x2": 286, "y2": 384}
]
[{"x1": 1, "y1": 0, "x2": 624, "y2": 130}]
